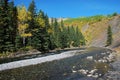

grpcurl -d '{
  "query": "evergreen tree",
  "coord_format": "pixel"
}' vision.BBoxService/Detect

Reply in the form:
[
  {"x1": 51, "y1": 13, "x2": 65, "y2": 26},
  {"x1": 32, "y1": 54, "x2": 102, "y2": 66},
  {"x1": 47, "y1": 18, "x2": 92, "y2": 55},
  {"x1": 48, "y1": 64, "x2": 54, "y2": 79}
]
[
  {"x1": 79, "y1": 32, "x2": 86, "y2": 46},
  {"x1": 3, "y1": 0, "x2": 12, "y2": 52},
  {"x1": 66, "y1": 26, "x2": 71, "y2": 47},
  {"x1": 59, "y1": 19, "x2": 68, "y2": 48},
  {"x1": 112, "y1": 12, "x2": 118, "y2": 16},
  {"x1": 60, "y1": 27, "x2": 69, "y2": 48},
  {"x1": 0, "y1": 0, "x2": 5, "y2": 52},
  {"x1": 74, "y1": 26, "x2": 81, "y2": 46},
  {"x1": 69, "y1": 25, "x2": 76, "y2": 46},
  {"x1": 39, "y1": 11, "x2": 50, "y2": 51},
  {"x1": 106, "y1": 26, "x2": 112, "y2": 46},
  {"x1": 49, "y1": 18, "x2": 56, "y2": 49},
  {"x1": 66, "y1": 26, "x2": 85, "y2": 47},
  {"x1": 0, "y1": 0, "x2": 16, "y2": 52},
  {"x1": 15, "y1": 34, "x2": 22, "y2": 50},
  {"x1": 9, "y1": 1, "x2": 18, "y2": 50},
  {"x1": 31, "y1": 28, "x2": 42, "y2": 50},
  {"x1": 27, "y1": 0, "x2": 36, "y2": 46},
  {"x1": 44, "y1": 14, "x2": 51, "y2": 51},
  {"x1": 31, "y1": 10, "x2": 50, "y2": 51},
  {"x1": 28, "y1": 0, "x2": 36, "y2": 30},
  {"x1": 53, "y1": 18, "x2": 61, "y2": 48}
]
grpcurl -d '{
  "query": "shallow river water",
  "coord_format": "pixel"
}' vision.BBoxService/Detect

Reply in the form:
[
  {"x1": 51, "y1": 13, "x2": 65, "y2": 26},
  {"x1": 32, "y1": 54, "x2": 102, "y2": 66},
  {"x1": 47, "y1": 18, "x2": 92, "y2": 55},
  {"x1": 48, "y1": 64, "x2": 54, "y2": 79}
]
[{"x1": 0, "y1": 47, "x2": 112, "y2": 80}]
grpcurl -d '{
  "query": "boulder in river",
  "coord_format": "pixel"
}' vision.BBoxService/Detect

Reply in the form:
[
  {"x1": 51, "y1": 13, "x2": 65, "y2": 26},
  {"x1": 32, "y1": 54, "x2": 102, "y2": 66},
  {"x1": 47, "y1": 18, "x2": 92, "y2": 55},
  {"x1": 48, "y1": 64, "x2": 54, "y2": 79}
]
[
  {"x1": 86, "y1": 56, "x2": 93, "y2": 60},
  {"x1": 78, "y1": 69, "x2": 88, "y2": 74}
]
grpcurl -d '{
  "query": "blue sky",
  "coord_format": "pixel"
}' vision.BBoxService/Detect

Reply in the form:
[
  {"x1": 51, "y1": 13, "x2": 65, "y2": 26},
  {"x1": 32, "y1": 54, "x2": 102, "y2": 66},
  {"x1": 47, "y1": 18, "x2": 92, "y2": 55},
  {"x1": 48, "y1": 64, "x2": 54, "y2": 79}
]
[{"x1": 13, "y1": 0, "x2": 120, "y2": 18}]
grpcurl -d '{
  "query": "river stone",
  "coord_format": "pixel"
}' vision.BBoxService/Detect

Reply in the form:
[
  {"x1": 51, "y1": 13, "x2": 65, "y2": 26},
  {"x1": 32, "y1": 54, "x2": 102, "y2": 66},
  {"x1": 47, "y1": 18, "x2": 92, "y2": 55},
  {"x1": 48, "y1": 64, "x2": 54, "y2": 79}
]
[
  {"x1": 101, "y1": 52, "x2": 106, "y2": 55},
  {"x1": 78, "y1": 69, "x2": 88, "y2": 75},
  {"x1": 86, "y1": 56, "x2": 93, "y2": 60},
  {"x1": 103, "y1": 71, "x2": 120, "y2": 80},
  {"x1": 111, "y1": 60, "x2": 120, "y2": 71}
]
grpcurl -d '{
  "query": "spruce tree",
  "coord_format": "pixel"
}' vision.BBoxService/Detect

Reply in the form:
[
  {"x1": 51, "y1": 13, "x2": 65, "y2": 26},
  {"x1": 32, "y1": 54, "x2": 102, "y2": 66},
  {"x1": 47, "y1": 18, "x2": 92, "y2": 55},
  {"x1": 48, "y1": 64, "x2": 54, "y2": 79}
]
[
  {"x1": 74, "y1": 26, "x2": 81, "y2": 46},
  {"x1": 9, "y1": 1, "x2": 18, "y2": 50},
  {"x1": 0, "y1": 0, "x2": 16, "y2": 52},
  {"x1": 49, "y1": 18, "x2": 56, "y2": 49},
  {"x1": 66, "y1": 26, "x2": 85, "y2": 47},
  {"x1": 27, "y1": 0, "x2": 36, "y2": 46},
  {"x1": 60, "y1": 27, "x2": 69, "y2": 49},
  {"x1": 31, "y1": 28, "x2": 42, "y2": 50},
  {"x1": 66, "y1": 26, "x2": 71, "y2": 47},
  {"x1": 31, "y1": 10, "x2": 50, "y2": 52},
  {"x1": 59, "y1": 20, "x2": 68, "y2": 48},
  {"x1": 79, "y1": 32, "x2": 86, "y2": 46},
  {"x1": 54, "y1": 18, "x2": 61, "y2": 48},
  {"x1": 43, "y1": 14, "x2": 51, "y2": 51},
  {"x1": 69, "y1": 25, "x2": 76, "y2": 47},
  {"x1": 106, "y1": 26, "x2": 112, "y2": 46},
  {"x1": 28, "y1": 0, "x2": 36, "y2": 30},
  {"x1": 0, "y1": 0, "x2": 4, "y2": 52}
]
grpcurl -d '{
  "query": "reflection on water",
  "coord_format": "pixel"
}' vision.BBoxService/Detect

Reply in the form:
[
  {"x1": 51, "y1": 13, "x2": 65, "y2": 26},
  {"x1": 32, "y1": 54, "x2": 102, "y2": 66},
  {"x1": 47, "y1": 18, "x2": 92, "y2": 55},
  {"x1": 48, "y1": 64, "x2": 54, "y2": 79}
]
[{"x1": 0, "y1": 47, "x2": 111, "y2": 80}]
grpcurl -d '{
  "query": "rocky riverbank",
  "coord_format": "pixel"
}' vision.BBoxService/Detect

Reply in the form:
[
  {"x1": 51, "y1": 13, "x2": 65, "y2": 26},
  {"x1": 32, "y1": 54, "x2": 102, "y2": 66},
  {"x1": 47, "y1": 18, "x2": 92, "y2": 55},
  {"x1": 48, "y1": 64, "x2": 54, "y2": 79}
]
[
  {"x1": 70, "y1": 48, "x2": 120, "y2": 80},
  {"x1": 98, "y1": 49, "x2": 120, "y2": 80},
  {"x1": 73, "y1": 49, "x2": 117, "y2": 79}
]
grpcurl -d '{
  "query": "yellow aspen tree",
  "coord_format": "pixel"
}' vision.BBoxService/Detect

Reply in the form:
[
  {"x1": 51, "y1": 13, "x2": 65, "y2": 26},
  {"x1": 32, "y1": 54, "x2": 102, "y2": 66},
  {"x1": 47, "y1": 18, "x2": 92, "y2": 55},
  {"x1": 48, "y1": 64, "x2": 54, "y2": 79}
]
[{"x1": 17, "y1": 6, "x2": 31, "y2": 46}]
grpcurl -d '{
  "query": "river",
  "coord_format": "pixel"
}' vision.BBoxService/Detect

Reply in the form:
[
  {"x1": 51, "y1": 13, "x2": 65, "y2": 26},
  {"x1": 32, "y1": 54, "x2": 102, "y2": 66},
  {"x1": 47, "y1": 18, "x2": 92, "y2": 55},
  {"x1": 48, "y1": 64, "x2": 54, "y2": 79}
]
[{"x1": 0, "y1": 47, "x2": 113, "y2": 80}]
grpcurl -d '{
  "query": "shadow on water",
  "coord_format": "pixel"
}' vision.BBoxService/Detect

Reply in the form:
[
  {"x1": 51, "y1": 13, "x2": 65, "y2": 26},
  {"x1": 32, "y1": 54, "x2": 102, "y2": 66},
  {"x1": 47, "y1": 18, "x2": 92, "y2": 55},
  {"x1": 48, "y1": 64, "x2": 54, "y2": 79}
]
[{"x1": 0, "y1": 47, "x2": 111, "y2": 80}]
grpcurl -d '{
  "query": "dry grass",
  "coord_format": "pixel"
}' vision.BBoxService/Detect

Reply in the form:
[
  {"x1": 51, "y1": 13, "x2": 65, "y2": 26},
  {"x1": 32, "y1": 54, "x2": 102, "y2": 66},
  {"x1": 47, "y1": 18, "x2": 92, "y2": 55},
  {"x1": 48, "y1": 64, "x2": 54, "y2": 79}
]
[{"x1": 84, "y1": 19, "x2": 109, "y2": 45}]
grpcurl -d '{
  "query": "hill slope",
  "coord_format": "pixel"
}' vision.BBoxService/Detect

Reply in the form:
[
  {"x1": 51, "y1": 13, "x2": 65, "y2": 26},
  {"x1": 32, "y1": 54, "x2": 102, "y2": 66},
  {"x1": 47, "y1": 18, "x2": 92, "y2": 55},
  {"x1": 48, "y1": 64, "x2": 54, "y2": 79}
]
[{"x1": 64, "y1": 15, "x2": 120, "y2": 48}]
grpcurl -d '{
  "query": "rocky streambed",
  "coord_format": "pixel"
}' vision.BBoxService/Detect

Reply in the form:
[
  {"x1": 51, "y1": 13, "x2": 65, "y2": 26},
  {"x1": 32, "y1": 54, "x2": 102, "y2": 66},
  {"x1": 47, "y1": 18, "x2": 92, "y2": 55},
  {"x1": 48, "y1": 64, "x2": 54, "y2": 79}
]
[
  {"x1": 98, "y1": 50, "x2": 120, "y2": 80},
  {"x1": 0, "y1": 47, "x2": 117, "y2": 80}
]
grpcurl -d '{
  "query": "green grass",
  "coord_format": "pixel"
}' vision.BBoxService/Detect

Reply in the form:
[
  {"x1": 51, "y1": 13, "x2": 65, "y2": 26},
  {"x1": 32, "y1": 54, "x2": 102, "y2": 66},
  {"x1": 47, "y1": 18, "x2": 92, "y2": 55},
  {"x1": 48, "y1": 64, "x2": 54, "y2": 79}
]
[{"x1": 64, "y1": 15, "x2": 108, "y2": 25}]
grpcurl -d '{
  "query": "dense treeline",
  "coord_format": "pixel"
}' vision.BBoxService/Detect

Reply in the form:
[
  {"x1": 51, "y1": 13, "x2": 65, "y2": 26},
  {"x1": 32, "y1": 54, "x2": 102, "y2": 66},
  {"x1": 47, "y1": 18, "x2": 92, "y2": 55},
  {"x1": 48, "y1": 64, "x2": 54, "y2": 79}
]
[
  {"x1": 50, "y1": 18, "x2": 85, "y2": 49},
  {"x1": 0, "y1": 0, "x2": 85, "y2": 54}
]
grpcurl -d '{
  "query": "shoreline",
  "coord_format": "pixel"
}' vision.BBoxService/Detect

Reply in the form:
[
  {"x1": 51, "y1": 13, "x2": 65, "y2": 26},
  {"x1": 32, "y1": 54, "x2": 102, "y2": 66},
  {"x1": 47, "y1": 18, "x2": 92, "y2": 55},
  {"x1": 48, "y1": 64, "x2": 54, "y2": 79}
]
[
  {"x1": 0, "y1": 47, "x2": 85, "y2": 59},
  {"x1": 0, "y1": 50, "x2": 82, "y2": 71}
]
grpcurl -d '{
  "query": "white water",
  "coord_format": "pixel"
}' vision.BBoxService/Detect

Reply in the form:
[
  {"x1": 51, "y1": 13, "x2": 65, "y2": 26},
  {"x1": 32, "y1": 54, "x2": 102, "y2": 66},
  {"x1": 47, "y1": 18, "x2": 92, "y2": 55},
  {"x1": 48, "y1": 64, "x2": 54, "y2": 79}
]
[{"x1": 0, "y1": 50, "x2": 82, "y2": 71}]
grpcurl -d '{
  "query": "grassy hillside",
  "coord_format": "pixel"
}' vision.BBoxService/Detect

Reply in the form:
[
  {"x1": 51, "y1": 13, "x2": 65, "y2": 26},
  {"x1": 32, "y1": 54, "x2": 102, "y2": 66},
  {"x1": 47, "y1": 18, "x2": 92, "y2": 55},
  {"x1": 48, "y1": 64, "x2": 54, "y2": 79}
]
[
  {"x1": 64, "y1": 15, "x2": 120, "y2": 48},
  {"x1": 64, "y1": 15, "x2": 110, "y2": 29}
]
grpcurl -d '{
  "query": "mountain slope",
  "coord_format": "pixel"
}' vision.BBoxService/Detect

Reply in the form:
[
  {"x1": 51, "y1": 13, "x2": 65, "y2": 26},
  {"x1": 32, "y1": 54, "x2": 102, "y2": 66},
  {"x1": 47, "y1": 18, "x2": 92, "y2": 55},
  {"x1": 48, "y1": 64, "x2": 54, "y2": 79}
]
[
  {"x1": 109, "y1": 16, "x2": 120, "y2": 48},
  {"x1": 64, "y1": 15, "x2": 120, "y2": 48}
]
